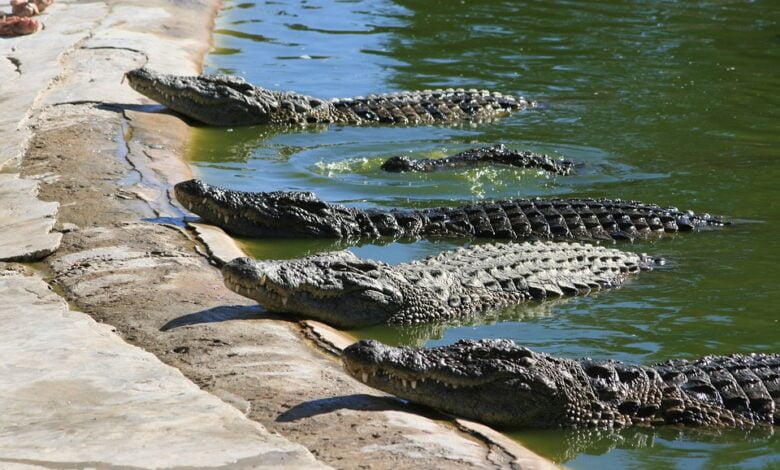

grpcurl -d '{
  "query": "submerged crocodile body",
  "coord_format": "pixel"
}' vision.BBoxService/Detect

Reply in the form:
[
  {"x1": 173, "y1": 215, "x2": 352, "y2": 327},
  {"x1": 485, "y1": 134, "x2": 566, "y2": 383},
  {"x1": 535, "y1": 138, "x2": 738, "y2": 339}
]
[
  {"x1": 125, "y1": 67, "x2": 534, "y2": 127},
  {"x1": 221, "y1": 241, "x2": 657, "y2": 328},
  {"x1": 343, "y1": 339, "x2": 780, "y2": 429},
  {"x1": 175, "y1": 179, "x2": 726, "y2": 242},
  {"x1": 381, "y1": 144, "x2": 575, "y2": 175}
]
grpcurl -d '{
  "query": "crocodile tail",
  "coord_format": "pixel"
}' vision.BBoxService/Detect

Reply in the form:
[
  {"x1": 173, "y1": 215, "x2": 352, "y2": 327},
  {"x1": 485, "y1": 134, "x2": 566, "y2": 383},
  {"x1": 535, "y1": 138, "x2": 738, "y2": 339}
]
[
  {"x1": 332, "y1": 89, "x2": 534, "y2": 125},
  {"x1": 411, "y1": 199, "x2": 726, "y2": 242},
  {"x1": 582, "y1": 199, "x2": 728, "y2": 234}
]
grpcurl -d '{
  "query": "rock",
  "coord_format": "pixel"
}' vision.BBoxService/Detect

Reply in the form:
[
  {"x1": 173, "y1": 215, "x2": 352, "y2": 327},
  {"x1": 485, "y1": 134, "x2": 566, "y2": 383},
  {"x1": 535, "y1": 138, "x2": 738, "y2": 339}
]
[
  {"x1": 0, "y1": 173, "x2": 62, "y2": 261},
  {"x1": 59, "y1": 222, "x2": 80, "y2": 233},
  {"x1": 188, "y1": 221, "x2": 246, "y2": 266}
]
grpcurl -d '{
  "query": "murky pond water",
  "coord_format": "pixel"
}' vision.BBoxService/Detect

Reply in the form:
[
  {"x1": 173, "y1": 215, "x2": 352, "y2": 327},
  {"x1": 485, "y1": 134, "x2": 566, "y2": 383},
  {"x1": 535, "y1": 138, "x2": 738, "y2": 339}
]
[{"x1": 188, "y1": 0, "x2": 780, "y2": 466}]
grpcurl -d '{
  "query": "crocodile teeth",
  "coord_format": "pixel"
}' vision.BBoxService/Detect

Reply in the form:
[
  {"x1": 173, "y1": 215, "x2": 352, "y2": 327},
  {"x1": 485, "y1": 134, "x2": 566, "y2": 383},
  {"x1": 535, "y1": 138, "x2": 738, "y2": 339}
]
[
  {"x1": 362, "y1": 372, "x2": 368, "y2": 382},
  {"x1": 281, "y1": 295, "x2": 288, "y2": 306},
  {"x1": 402, "y1": 379, "x2": 408, "y2": 388},
  {"x1": 259, "y1": 274, "x2": 267, "y2": 286},
  {"x1": 411, "y1": 380, "x2": 417, "y2": 389}
]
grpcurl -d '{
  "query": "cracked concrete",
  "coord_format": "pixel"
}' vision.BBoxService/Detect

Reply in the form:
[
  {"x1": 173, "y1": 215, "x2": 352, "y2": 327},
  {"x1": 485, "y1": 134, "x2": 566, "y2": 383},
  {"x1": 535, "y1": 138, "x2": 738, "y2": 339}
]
[
  {"x1": 6, "y1": 55, "x2": 21, "y2": 74},
  {"x1": 0, "y1": 270, "x2": 325, "y2": 469},
  {"x1": 0, "y1": 1, "x2": 107, "y2": 169},
  {"x1": 188, "y1": 221, "x2": 246, "y2": 266},
  {"x1": 0, "y1": 173, "x2": 61, "y2": 261},
  {"x1": 0, "y1": 2, "x2": 100, "y2": 261}
]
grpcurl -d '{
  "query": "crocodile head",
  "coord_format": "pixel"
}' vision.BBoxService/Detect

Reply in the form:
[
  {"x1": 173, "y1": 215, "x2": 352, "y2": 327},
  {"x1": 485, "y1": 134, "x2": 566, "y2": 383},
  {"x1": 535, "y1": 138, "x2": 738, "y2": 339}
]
[
  {"x1": 126, "y1": 67, "x2": 334, "y2": 126},
  {"x1": 222, "y1": 253, "x2": 408, "y2": 328},
  {"x1": 342, "y1": 339, "x2": 596, "y2": 428},
  {"x1": 125, "y1": 67, "x2": 279, "y2": 126},
  {"x1": 174, "y1": 179, "x2": 362, "y2": 238}
]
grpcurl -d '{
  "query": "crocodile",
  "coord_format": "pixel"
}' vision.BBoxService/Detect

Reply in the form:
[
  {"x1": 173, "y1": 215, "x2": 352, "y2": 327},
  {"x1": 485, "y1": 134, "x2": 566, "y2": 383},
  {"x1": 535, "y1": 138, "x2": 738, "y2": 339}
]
[
  {"x1": 221, "y1": 241, "x2": 658, "y2": 328},
  {"x1": 342, "y1": 339, "x2": 780, "y2": 429},
  {"x1": 175, "y1": 179, "x2": 727, "y2": 242},
  {"x1": 381, "y1": 144, "x2": 575, "y2": 175},
  {"x1": 125, "y1": 67, "x2": 534, "y2": 127}
]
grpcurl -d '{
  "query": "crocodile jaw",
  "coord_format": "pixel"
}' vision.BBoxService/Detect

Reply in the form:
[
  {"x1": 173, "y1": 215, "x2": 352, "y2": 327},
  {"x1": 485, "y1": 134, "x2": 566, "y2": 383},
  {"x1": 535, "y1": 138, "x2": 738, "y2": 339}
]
[
  {"x1": 125, "y1": 67, "x2": 273, "y2": 126},
  {"x1": 174, "y1": 179, "x2": 364, "y2": 238},
  {"x1": 342, "y1": 339, "x2": 572, "y2": 428},
  {"x1": 221, "y1": 256, "x2": 405, "y2": 328}
]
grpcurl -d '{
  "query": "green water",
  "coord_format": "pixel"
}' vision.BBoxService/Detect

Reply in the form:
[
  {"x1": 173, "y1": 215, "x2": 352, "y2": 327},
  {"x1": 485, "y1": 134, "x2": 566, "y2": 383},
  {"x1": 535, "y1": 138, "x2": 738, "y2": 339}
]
[{"x1": 189, "y1": 1, "x2": 780, "y2": 467}]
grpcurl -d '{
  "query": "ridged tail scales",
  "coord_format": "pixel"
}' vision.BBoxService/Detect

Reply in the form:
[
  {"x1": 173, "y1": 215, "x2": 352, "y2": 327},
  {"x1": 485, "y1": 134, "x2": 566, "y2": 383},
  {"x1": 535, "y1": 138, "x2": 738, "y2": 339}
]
[
  {"x1": 577, "y1": 352, "x2": 780, "y2": 427},
  {"x1": 386, "y1": 241, "x2": 658, "y2": 325},
  {"x1": 648, "y1": 353, "x2": 780, "y2": 427},
  {"x1": 330, "y1": 89, "x2": 533, "y2": 125},
  {"x1": 355, "y1": 198, "x2": 726, "y2": 241}
]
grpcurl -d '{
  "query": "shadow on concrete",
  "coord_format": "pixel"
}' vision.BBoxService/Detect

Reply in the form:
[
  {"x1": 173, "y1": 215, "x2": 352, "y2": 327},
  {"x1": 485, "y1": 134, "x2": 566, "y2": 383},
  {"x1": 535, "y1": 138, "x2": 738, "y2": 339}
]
[
  {"x1": 97, "y1": 102, "x2": 207, "y2": 127},
  {"x1": 160, "y1": 304, "x2": 293, "y2": 331},
  {"x1": 276, "y1": 394, "x2": 406, "y2": 423},
  {"x1": 141, "y1": 216, "x2": 189, "y2": 227},
  {"x1": 97, "y1": 102, "x2": 169, "y2": 114},
  {"x1": 57, "y1": 102, "x2": 174, "y2": 116}
]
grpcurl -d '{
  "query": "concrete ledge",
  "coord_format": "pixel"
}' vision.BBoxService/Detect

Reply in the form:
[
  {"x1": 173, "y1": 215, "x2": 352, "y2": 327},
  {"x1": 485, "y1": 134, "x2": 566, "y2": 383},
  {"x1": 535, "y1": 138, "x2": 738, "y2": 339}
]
[
  {"x1": 456, "y1": 420, "x2": 560, "y2": 470},
  {"x1": 302, "y1": 319, "x2": 357, "y2": 354},
  {"x1": 0, "y1": 173, "x2": 61, "y2": 261},
  {"x1": 188, "y1": 221, "x2": 246, "y2": 266},
  {"x1": 0, "y1": 272, "x2": 326, "y2": 469},
  {"x1": 0, "y1": 2, "x2": 107, "y2": 169}
]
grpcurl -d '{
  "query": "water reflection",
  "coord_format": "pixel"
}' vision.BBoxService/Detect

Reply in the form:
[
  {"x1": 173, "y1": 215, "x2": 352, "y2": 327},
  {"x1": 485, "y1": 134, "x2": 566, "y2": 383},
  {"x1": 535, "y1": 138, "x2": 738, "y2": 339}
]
[
  {"x1": 188, "y1": 124, "x2": 329, "y2": 163},
  {"x1": 513, "y1": 426, "x2": 777, "y2": 465},
  {"x1": 188, "y1": 120, "x2": 634, "y2": 205},
  {"x1": 352, "y1": 298, "x2": 571, "y2": 347}
]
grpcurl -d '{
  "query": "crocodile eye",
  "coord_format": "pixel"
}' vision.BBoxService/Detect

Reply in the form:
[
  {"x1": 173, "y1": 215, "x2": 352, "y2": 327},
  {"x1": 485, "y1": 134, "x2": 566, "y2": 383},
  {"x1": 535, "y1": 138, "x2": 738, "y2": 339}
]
[
  {"x1": 351, "y1": 262, "x2": 380, "y2": 272},
  {"x1": 471, "y1": 348, "x2": 490, "y2": 358},
  {"x1": 330, "y1": 262, "x2": 379, "y2": 273},
  {"x1": 330, "y1": 262, "x2": 352, "y2": 271}
]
